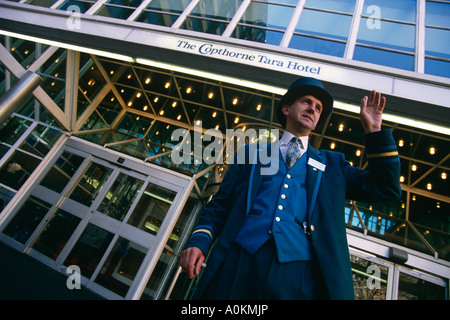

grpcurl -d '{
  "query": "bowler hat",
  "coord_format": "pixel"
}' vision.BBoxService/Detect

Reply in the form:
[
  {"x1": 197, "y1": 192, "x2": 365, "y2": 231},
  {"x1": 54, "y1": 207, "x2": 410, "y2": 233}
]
[{"x1": 277, "y1": 77, "x2": 334, "y2": 128}]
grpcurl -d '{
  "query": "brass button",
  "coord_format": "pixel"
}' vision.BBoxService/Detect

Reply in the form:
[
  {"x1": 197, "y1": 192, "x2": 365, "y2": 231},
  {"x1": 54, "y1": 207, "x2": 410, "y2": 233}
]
[
  {"x1": 278, "y1": 205, "x2": 283, "y2": 210},
  {"x1": 281, "y1": 194, "x2": 286, "y2": 199},
  {"x1": 268, "y1": 230, "x2": 272, "y2": 235},
  {"x1": 275, "y1": 217, "x2": 281, "y2": 222},
  {"x1": 287, "y1": 174, "x2": 291, "y2": 179},
  {"x1": 310, "y1": 225, "x2": 315, "y2": 232},
  {"x1": 284, "y1": 184, "x2": 289, "y2": 189}
]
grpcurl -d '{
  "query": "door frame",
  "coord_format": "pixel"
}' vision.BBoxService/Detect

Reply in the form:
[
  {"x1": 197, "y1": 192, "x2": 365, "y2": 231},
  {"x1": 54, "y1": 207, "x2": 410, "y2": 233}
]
[
  {"x1": 0, "y1": 136, "x2": 195, "y2": 299},
  {"x1": 348, "y1": 229, "x2": 449, "y2": 299}
]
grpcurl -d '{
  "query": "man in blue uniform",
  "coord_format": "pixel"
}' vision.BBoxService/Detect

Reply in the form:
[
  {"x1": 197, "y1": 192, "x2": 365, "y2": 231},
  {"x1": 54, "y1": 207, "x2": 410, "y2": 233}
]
[{"x1": 180, "y1": 77, "x2": 401, "y2": 300}]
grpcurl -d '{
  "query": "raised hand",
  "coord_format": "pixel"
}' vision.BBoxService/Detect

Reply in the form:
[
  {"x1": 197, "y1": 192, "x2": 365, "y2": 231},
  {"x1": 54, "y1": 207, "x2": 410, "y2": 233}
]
[{"x1": 360, "y1": 90, "x2": 386, "y2": 133}]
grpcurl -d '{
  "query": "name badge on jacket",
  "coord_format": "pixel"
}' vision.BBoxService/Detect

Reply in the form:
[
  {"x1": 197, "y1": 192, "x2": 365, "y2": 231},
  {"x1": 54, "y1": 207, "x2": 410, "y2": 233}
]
[{"x1": 308, "y1": 158, "x2": 326, "y2": 172}]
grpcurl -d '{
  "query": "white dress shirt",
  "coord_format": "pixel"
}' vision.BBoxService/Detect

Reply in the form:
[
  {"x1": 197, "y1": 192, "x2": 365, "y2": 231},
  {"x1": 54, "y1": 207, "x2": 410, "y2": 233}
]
[{"x1": 279, "y1": 131, "x2": 309, "y2": 163}]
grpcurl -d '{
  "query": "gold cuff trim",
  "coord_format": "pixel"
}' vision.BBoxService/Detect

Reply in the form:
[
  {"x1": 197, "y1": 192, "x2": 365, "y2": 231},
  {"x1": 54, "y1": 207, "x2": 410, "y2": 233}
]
[
  {"x1": 367, "y1": 151, "x2": 398, "y2": 158},
  {"x1": 192, "y1": 228, "x2": 213, "y2": 239}
]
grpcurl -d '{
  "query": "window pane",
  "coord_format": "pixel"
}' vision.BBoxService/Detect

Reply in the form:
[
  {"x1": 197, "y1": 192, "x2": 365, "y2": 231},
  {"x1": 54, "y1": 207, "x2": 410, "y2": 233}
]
[
  {"x1": 116, "y1": 113, "x2": 153, "y2": 138},
  {"x1": 97, "y1": 173, "x2": 144, "y2": 221},
  {"x1": 0, "y1": 150, "x2": 41, "y2": 191},
  {"x1": 58, "y1": 1, "x2": 94, "y2": 13},
  {"x1": 96, "y1": 0, "x2": 142, "y2": 19},
  {"x1": 232, "y1": 25, "x2": 284, "y2": 45},
  {"x1": 2, "y1": 196, "x2": 51, "y2": 244},
  {"x1": 136, "y1": 0, "x2": 191, "y2": 26},
  {"x1": 136, "y1": 11, "x2": 178, "y2": 27},
  {"x1": 147, "y1": 0, "x2": 190, "y2": 13},
  {"x1": 127, "y1": 183, "x2": 176, "y2": 235},
  {"x1": 0, "y1": 187, "x2": 15, "y2": 213},
  {"x1": 241, "y1": 2, "x2": 295, "y2": 30},
  {"x1": 425, "y1": 58, "x2": 450, "y2": 78},
  {"x1": 425, "y1": 1, "x2": 450, "y2": 28},
  {"x1": 31, "y1": 209, "x2": 81, "y2": 259},
  {"x1": 353, "y1": 46, "x2": 414, "y2": 71},
  {"x1": 81, "y1": 92, "x2": 122, "y2": 130},
  {"x1": 40, "y1": 47, "x2": 66, "y2": 80},
  {"x1": 0, "y1": 144, "x2": 8, "y2": 161},
  {"x1": 7, "y1": 38, "x2": 35, "y2": 70},
  {"x1": 109, "y1": 139, "x2": 151, "y2": 160},
  {"x1": 68, "y1": 162, "x2": 113, "y2": 206},
  {"x1": 351, "y1": 255, "x2": 389, "y2": 300},
  {"x1": 96, "y1": 6, "x2": 135, "y2": 20},
  {"x1": 0, "y1": 116, "x2": 33, "y2": 146},
  {"x1": 78, "y1": 58, "x2": 107, "y2": 114},
  {"x1": 276, "y1": 0, "x2": 298, "y2": 5},
  {"x1": 94, "y1": 237, "x2": 148, "y2": 297},
  {"x1": 357, "y1": 18, "x2": 415, "y2": 52},
  {"x1": 363, "y1": 0, "x2": 416, "y2": 23},
  {"x1": 107, "y1": 0, "x2": 141, "y2": 6},
  {"x1": 425, "y1": 28, "x2": 450, "y2": 59},
  {"x1": 289, "y1": 34, "x2": 346, "y2": 57},
  {"x1": 141, "y1": 198, "x2": 197, "y2": 300},
  {"x1": 28, "y1": 0, "x2": 59, "y2": 8},
  {"x1": 39, "y1": 151, "x2": 85, "y2": 193},
  {"x1": 64, "y1": 223, "x2": 114, "y2": 278},
  {"x1": 140, "y1": 257, "x2": 169, "y2": 299},
  {"x1": 414, "y1": 221, "x2": 450, "y2": 261},
  {"x1": 182, "y1": 18, "x2": 228, "y2": 35},
  {"x1": 190, "y1": 0, "x2": 243, "y2": 21},
  {"x1": 40, "y1": 76, "x2": 65, "y2": 110},
  {"x1": 18, "y1": 125, "x2": 61, "y2": 158},
  {"x1": 305, "y1": 0, "x2": 356, "y2": 13},
  {"x1": 15, "y1": 96, "x2": 36, "y2": 120},
  {"x1": 398, "y1": 272, "x2": 446, "y2": 300},
  {"x1": 296, "y1": 9, "x2": 352, "y2": 41}
]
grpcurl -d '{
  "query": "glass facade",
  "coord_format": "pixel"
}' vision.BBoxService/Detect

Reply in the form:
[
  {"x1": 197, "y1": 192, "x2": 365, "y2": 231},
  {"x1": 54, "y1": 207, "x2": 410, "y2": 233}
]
[
  {"x1": 0, "y1": 0, "x2": 448, "y2": 300},
  {"x1": 425, "y1": 1, "x2": 450, "y2": 77},
  {"x1": 183, "y1": 0, "x2": 244, "y2": 35},
  {"x1": 232, "y1": 1, "x2": 295, "y2": 45},
  {"x1": 136, "y1": 0, "x2": 192, "y2": 27},
  {"x1": 289, "y1": 0, "x2": 354, "y2": 57},
  {"x1": 354, "y1": 0, "x2": 416, "y2": 70},
  {"x1": 4, "y1": 0, "x2": 448, "y2": 78}
]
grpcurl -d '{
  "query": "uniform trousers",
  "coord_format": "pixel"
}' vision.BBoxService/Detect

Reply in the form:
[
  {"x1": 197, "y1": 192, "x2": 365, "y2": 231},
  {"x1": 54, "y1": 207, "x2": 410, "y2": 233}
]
[{"x1": 201, "y1": 238, "x2": 329, "y2": 300}]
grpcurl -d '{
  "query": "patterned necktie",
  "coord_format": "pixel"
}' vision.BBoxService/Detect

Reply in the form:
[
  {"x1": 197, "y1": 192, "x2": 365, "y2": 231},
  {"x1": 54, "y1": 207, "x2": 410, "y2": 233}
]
[{"x1": 286, "y1": 137, "x2": 303, "y2": 169}]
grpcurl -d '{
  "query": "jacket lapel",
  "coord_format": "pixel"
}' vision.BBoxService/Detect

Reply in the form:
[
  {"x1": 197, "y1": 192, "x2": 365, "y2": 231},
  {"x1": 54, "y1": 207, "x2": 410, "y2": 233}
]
[
  {"x1": 246, "y1": 161, "x2": 263, "y2": 215},
  {"x1": 246, "y1": 143, "x2": 280, "y2": 215},
  {"x1": 306, "y1": 146, "x2": 326, "y2": 220}
]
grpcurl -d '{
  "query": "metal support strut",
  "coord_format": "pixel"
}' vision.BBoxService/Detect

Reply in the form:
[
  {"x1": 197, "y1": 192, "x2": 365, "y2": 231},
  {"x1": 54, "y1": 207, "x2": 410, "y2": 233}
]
[{"x1": 0, "y1": 71, "x2": 42, "y2": 124}]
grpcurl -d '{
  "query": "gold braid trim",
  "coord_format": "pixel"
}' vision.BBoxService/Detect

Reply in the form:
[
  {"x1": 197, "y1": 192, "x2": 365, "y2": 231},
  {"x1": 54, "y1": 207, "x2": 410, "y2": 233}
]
[{"x1": 367, "y1": 151, "x2": 398, "y2": 158}]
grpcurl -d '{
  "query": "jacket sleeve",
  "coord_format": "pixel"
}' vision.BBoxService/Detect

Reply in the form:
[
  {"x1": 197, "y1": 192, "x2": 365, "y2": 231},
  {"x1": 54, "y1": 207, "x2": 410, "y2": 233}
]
[
  {"x1": 183, "y1": 161, "x2": 242, "y2": 256},
  {"x1": 344, "y1": 129, "x2": 402, "y2": 202}
]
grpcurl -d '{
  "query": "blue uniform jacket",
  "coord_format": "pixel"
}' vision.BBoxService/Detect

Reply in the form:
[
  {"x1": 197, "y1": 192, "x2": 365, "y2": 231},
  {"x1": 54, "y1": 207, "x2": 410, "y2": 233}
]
[{"x1": 185, "y1": 129, "x2": 401, "y2": 300}]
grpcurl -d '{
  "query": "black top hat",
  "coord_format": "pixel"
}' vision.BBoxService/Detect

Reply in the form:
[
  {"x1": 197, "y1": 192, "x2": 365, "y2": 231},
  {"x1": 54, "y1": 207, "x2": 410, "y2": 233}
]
[{"x1": 277, "y1": 77, "x2": 334, "y2": 128}]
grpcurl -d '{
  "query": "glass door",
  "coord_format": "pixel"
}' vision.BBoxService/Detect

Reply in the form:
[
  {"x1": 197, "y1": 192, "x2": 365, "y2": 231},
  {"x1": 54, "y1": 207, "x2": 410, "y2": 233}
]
[
  {"x1": 26, "y1": 154, "x2": 119, "y2": 267},
  {"x1": 395, "y1": 265, "x2": 448, "y2": 300},
  {"x1": 0, "y1": 143, "x2": 193, "y2": 299},
  {"x1": 350, "y1": 248, "x2": 448, "y2": 300},
  {"x1": 0, "y1": 148, "x2": 88, "y2": 252},
  {"x1": 350, "y1": 249, "x2": 394, "y2": 300}
]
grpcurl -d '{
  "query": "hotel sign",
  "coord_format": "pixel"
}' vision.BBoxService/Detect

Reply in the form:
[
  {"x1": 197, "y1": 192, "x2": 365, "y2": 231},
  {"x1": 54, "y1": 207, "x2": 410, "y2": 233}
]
[
  {"x1": 114, "y1": 28, "x2": 450, "y2": 108},
  {"x1": 143, "y1": 35, "x2": 447, "y2": 109},
  {"x1": 175, "y1": 39, "x2": 322, "y2": 76},
  {"x1": 158, "y1": 36, "x2": 392, "y2": 100}
]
